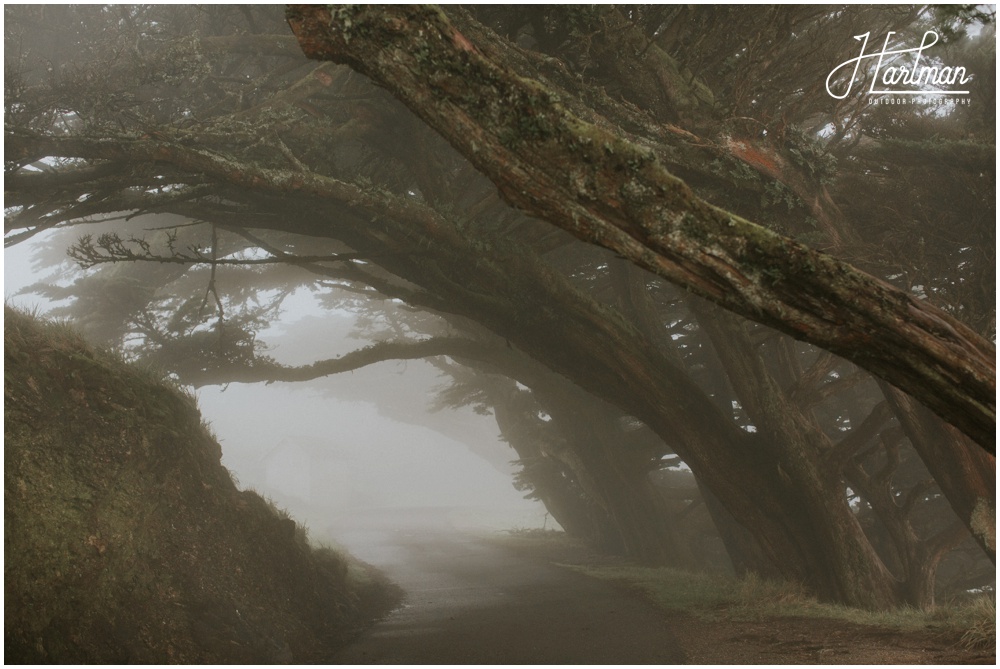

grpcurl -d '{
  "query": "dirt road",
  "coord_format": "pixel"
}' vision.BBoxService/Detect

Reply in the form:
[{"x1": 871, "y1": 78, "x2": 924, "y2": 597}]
[{"x1": 326, "y1": 510, "x2": 685, "y2": 664}]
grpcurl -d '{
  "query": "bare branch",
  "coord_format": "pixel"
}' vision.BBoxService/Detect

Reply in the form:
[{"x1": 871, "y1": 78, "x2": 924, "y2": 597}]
[{"x1": 182, "y1": 336, "x2": 493, "y2": 387}]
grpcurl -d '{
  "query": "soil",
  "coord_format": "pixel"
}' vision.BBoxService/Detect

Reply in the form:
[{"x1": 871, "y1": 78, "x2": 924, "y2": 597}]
[{"x1": 664, "y1": 613, "x2": 993, "y2": 665}]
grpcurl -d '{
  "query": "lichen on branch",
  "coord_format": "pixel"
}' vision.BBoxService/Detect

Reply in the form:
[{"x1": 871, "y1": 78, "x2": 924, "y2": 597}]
[{"x1": 285, "y1": 4, "x2": 995, "y2": 452}]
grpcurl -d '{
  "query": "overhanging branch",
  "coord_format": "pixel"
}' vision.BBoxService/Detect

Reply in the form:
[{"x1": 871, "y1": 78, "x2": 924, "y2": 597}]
[
  {"x1": 182, "y1": 336, "x2": 498, "y2": 387},
  {"x1": 285, "y1": 4, "x2": 995, "y2": 452},
  {"x1": 68, "y1": 231, "x2": 372, "y2": 268}
]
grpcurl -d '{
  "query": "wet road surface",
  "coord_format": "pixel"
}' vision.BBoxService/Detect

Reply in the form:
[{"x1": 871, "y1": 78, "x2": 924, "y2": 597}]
[{"x1": 325, "y1": 509, "x2": 686, "y2": 664}]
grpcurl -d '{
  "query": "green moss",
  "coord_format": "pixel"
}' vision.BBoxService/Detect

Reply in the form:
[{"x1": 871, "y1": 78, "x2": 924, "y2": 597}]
[{"x1": 674, "y1": 211, "x2": 713, "y2": 244}]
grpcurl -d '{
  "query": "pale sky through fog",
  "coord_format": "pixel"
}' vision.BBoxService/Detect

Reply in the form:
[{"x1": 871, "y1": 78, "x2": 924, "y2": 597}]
[{"x1": 3, "y1": 233, "x2": 548, "y2": 537}]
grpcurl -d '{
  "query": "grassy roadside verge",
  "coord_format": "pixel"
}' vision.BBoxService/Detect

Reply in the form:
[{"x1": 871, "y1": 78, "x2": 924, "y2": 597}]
[
  {"x1": 567, "y1": 563, "x2": 994, "y2": 649},
  {"x1": 494, "y1": 529, "x2": 994, "y2": 661}
]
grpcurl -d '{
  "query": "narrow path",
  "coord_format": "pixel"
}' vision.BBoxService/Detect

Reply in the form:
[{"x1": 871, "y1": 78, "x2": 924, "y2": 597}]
[{"x1": 326, "y1": 510, "x2": 685, "y2": 664}]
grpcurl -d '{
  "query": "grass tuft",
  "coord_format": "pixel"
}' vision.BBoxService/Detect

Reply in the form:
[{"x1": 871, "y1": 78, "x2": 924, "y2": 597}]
[{"x1": 959, "y1": 596, "x2": 995, "y2": 650}]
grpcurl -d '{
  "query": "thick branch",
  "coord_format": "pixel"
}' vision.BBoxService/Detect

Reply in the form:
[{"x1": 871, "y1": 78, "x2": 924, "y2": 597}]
[
  {"x1": 285, "y1": 4, "x2": 995, "y2": 452},
  {"x1": 827, "y1": 400, "x2": 892, "y2": 471},
  {"x1": 68, "y1": 232, "x2": 377, "y2": 269},
  {"x1": 183, "y1": 336, "x2": 491, "y2": 388}
]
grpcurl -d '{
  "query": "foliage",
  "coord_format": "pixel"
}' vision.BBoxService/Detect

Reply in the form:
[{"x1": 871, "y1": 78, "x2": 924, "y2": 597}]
[{"x1": 959, "y1": 595, "x2": 996, "y2": 651}]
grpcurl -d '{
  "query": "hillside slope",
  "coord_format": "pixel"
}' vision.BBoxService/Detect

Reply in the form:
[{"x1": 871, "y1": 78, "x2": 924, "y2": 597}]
[{"x1": 4, "y1": 308, "x2": 401, "y2": 663}]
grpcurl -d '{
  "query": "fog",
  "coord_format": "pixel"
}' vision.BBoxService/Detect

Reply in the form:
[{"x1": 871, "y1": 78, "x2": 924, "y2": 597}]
[
  {"x1": 5, "y1": 5, "x2": 994, "y2": 662},
  {"x1": 198, "y1": 365, "x2": 548, "y2": 535},
  {"x1": 4, "y1": 233, "x2": 549, "y2": 551}
]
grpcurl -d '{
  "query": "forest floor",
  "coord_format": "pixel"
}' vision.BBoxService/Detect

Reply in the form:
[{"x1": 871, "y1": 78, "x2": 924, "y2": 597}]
[
  {"x1": 499, "y1": 531, "x2": 996, "y2": 665},
  {"x1": 660, "y1": 612, "x2": 990, "y2": 664}
]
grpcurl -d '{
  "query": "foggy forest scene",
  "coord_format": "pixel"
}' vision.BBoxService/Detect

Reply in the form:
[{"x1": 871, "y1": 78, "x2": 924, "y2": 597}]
[{"x1": 3, "y1": 3, "x2": 997, "y2": 664}]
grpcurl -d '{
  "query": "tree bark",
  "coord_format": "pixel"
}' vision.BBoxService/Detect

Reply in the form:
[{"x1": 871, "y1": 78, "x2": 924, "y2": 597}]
[
  {"x1": 697, "y1": 481, "x2": 783, "y2": 579},
  {"x1": 692, "y1": 300, "x2": 901, "y2": 608},
  {"x1": 285, "y1": 4, "x2": 995, "y2": 454},
  {"x1": 880, "y1": 382, "x2": 996, "y2": 563}
]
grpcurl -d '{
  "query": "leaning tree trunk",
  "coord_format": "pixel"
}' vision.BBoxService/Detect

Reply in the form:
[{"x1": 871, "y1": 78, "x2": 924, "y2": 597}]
[
  {"x1": 697, "y1": 480, "x2": 783, "y2": 580},
  {"x1": 690, "y1": 299, "x2": 902, "y2": 608},
  {"x1": 286, "y1": 4, "x2": 995, "y2": 453},
  {"x1": 688, "y1": 428, "x2": 901, "y2": 608},
  {"x1": 880, "y1": 382, "x2": 996, "y2": 563}
]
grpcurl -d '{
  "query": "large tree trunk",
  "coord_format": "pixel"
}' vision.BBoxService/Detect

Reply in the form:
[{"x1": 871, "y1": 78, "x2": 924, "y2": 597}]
[
  {"x1": 691, "y1": 433, "x2": 901, "y2": 608},
  {"x1": 286, "y1": 4, "x2": 995, "y2": 453},
  {"x1": 697, "y1": 481, "x2": 783, "y2": 579},
  {"x1": 880, "y1": 383, "x2": 996, "y2": 563},
  {"x1": 690, "y1": 300, "x2": 901, "y2": 608}
]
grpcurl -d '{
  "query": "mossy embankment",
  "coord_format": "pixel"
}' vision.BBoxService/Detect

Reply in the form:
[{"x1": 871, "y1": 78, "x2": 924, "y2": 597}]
[{"x1": 4, "y1": 307, "x2": 402, "y2": 663}]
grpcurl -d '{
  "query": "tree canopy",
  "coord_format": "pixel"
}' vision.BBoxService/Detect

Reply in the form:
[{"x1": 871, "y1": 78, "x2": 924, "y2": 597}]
[
  {"x1": 4, "y1": 4, "x2": 995, "y2": 610},
  {"x1": 288, "y1": 4, "x2": 994, "y2": 451}
]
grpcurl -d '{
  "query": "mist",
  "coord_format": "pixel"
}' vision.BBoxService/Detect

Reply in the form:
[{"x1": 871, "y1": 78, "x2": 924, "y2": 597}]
[
  {"x1": 4, "y1": 234, "x2": 549, "y2": 549},
  {"x1": 4, "y1": 4, "x2": 994, "y2": 664}
]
